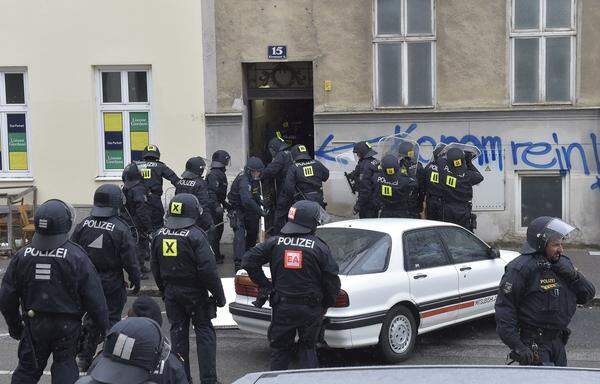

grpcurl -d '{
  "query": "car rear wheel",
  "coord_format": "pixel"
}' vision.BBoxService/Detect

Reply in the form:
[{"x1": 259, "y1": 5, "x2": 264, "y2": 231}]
[{"x1": 378, "y1": 305, "x2": 416, "y2": 362}]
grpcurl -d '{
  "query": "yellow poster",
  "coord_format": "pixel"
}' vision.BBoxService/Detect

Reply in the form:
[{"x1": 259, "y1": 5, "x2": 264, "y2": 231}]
[
  {"x1": 9, "y1": 152, "x2": 28, "y2": 171},
  {"x1": 103, "y1": 112, "x2": 123, "y2": 132},
  {"x1": 130, "y1": 131, "x2": 149, "y2": 151}
]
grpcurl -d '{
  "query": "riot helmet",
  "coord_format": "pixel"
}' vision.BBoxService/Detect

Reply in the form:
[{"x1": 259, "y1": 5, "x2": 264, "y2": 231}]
[
  {"x1": 280, "y1": 200, "x2": 328, "y2": 235},
  {"x1": 268, "y1": 136, "x2": 290, "y2": 158},
  {"x1": 522, "y1": 216, "x2": 579, "y2": 255},
  {"x1": 381, "y1": 154, "x2": 400, "y2": 176},
  {"x1": 432, "y1": 143, "x2": 447, "y2": 161},
  {"x1": 92, "y1": 184, "x2": 124, "y2": 218},
  {"x1": 31, "y1": 199, "x2": 76, "y2": 251},
  {"x1": 211, "y1": 150, "x2": 230, "y2": 169},
  {"x1": 122, "y1": 163, "x2": 143, "y2": 189},
  {"x1": 291, "y1": 144, "x2": 312, "y2": 162},
  {"x1": 182, "y1": 156, "x2": 206, "y2": 179},
  {"x1": 164, "y1": 193, "x2": 203, "y2": 230},
  {"x1": 353, "y1": 141, "x2": 377, "y2": 160},
  {"x1": 245, "y1": 156, "x2": 265, "y2": 180},
  {"x1": 447, "y1": 147, "x2": 466, "y2": 169},
  {"x1": 398, "y1": 142, "x2": 416, "y2": 162},
  {"x1": 142, "y1": 144, "x2": 160, "y2": 161}
]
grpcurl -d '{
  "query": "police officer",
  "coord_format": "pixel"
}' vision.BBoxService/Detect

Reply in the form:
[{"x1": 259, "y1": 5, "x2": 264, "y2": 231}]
[
  {"x1": 397, "y1": 141, "x2": 425, "y2": 215},
  {"x1": 122, "y1": 162, "x2": 154, "y2": 279},
  {"x1": 151, "y1": 194, "x2": 226, "y2": 384},
  {"x1": 137, "y1": 144, "x2": 180, "y2": 230},
  {"x1": 261, "y1": 137, "x2": 293, "y2": 234},
  {"x1": 424, "y1": 143, "x2": 447, "y2": 221},
  {"x1": 349, "y1": 141, "x2": 379, "y2": 218},
  {"x1": 442, "y1": 147, "x2": 483, "y2": 231},
  {"x1": 495, "y1": 217, "x2": 595, "y2": 366},
  {"x1": 280, "y1": 144, "x2": 329, "y2": 210},
  {"x1": 372, "y1": 154, "x2": 420, "y2": 218},
  {"x1": 71, "y1": 184, "x2": 142, "y2": 371},
  {"x1": 206, "y1": 150, "x2": 231, "y2": 264},
  {"x1": 242, "y1": 200, "x2": 340, "y2": 371},
  {"x1": 78, "y1": 317, "x2": 173, "y2": 384},
  {"x1": 0, "y1": 199, "x2": 109, "y2": 384},
  {"x1": 227, "y1": 156, "x2": 268, "y2": 271},
  {"x1": 175, "y1": 156, "x2": 217, "y2": 247}
]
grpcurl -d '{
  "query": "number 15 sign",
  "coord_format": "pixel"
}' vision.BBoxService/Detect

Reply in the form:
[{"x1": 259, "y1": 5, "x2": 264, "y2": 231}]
[{"x1": 268, "y1": 45, "x2": 287, "y2": 60}]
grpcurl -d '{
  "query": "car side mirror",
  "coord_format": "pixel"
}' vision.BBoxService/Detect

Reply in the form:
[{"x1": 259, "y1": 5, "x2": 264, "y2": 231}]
[{"x1": 488, "y1": 247, "x2": 500, "y2": 258}]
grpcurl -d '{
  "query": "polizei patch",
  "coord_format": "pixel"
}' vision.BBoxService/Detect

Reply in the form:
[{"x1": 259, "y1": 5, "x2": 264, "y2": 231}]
[{"x1": 284, "y1": 250, "x2": 303, "y2": 269}]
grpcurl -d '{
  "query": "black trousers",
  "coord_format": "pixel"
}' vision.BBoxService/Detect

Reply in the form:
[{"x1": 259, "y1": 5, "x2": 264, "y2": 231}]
[
  {"x1": 164, "y1": 286, "x2": 217, "y2": 384},
  {"x1": 13, "y1": 316, "x2": 81, "y2": 384},
  {"x1": 211, "y1": 207, "x2": 225, "y2": 259},
  {"x1": 268, "y1": 302, "x2": 322, "y2": 371},
  {"x1": 379, "y1": 208, "x2": 419, "y2": 219},
  {"x1": 425, "y1": 195, "x2": 444, "y2": 221},
  {"x1": 231, "y1": 209, "x2": 259, "y2": 264},
  {"x1": 148, "y1": 194, "x2": 165, "y2": 231},
  {"x1": 443, "y1": 202, "x2": 473, "y2": 231},
  {"x1": 519, "y1": 334, "x2": 568, "y2": 366},
  {"x1": 358, "y1": 205, "x2": 378, "y2": 219}
]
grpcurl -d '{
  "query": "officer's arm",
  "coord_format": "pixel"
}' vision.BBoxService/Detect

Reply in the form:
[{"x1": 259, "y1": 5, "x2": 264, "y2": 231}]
[
  {"x1": 79, "y1": 257, "x2": 110, "y2": 331},
  {"x1": 0, "y1": 256, "x2": 22, "y2": 330},
  {"x1": 561, "y1": 258, "x2": 596, "y2": 304},
  {"x1": 119, "y1": 227, "x2": 141, "y2": 285},
  {"x1": 192, "y1": 234, "x2": 225, "y2": 302},
  {"x1": 241, "y1": 239, "x2": 274, "y2": 289},
  {"x1": 357, "y1": 163, "x2": 375, "y2": 205},
  {"x1": 467, "y1": 167, "x2": 484, "y2": 186},
  {"x1": 494, "y1": 268, "x2": 527, "y2": 351},
  {"x1": 198, "y1": 181, "x2": 217, "y2": 213},
  {"x1": 318, "y1": 243, "x2": 341, "y2": 309},
  {"x1": 150, "y1": 237, "x2": 165, "y2": 292},
  {"x1": 417, "y1": 164, "x2": 426, "y2": 207},
  {"x1": 261, "y1": 152, "x2": 284, "y2": 181},
  {"x1": 281, "y1": 166, "x2": 297, "y2": 202},
  {"x1": 240, "y1": 176, "x2": 261, "y2": 215},
  {"x1": 205, "y1": 176, "x2": 219, "y2": 211},
  {"x1": 320, "y1": 161, "x2": 330, "y2": 182},
  {"x1": 161, "y1": 163, "x2": 181, "y2": 187},
  {"x1": 70, "y1": 221, "x2": 84, "y2": 244}
]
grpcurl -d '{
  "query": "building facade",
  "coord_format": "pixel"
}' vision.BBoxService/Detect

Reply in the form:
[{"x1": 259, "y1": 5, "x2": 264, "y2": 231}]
[{"x1": 203, "y1": 0, "x2": 600, "y2": 244}]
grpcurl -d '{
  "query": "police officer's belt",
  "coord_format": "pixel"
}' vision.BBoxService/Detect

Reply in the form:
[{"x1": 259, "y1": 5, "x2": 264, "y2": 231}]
[
  {"x1": 278, "y1": 294, "x2": 321, "y2": 306},
  {"x1": 163, "y1": 278, "x2": 200, "y2": 288},
  {"x1": 520, "y1": 324, "x2": 564, "y2": 341}
]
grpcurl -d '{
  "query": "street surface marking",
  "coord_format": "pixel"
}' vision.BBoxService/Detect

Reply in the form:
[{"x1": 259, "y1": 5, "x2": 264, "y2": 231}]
[{"x1": 589, "y1": 251, "x2": 600, "y2": 256}]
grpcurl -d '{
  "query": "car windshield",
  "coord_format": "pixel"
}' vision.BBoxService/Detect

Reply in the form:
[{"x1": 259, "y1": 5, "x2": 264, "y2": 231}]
[{"x1": 315, "y1": 227, "x2": 391, "y2": 275}]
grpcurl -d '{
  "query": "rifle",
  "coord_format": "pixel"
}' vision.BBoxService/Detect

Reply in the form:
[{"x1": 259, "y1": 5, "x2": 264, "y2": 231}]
[{"x1": 344, "y1": 172, "x2": 358, "y2": 194}]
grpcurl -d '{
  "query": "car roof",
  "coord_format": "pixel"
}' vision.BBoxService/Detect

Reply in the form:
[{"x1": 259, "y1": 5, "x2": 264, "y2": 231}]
[{"x1": 320, "y1": 218, "x2": 460, "y2": 237}]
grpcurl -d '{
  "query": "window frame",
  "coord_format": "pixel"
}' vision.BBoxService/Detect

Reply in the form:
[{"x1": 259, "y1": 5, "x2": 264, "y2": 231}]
[
  {"x1": 402, "y1": 227, "x2": 452, "y2": 272},
  {"x1": 515, "y1": 170, "x2": 569, "y2": 233},
  {"x1": 373, "y1": 0, "x2": 437, "y2": 108},
  {"x1": 95, "y1": 66, "x2": 153, "y2": 178},
  {"x1": 509, "y1": 0, "x2": 577, "y2": 105},
  {"x1": 437, "y1": 226, "x2": 492, "y2": 264},
  {"x1": 0, "y1": 69, "x2": 33, "y2": 178}
]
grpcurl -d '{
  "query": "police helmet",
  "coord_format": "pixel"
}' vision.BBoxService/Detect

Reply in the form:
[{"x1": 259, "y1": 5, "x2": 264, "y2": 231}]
[
  {"x1": 211, "y1": 150, "x2": 231, "y2": 168},
  {"x1": 182, "y1": 156, "x2": 206, "y2": 179},
  {"x1": 291, "y1": 144, "x2": 311, "y2": 161},
  {"x1": 522, "y1": 216, "x2": 578, "y2": 254},
  {"x1": 432, "y1": 143, "x2": 447, "y2": 161},
  {"x1": 130, "y1": 296, "x2": 163, "y2": 326},
  {"x1": 31, "y1": 199, "x2": 75, "y2": 251},
  {"x1": 164, "y1": 193, "x2": 203, "y2": 230},
  {"x1": 268, "y1": 137, "x2": 290, "y2": 158},
  {"x1": 122, "y1": 163, "x2": 142, "y2": 189},
  {"x1": 381, "y1": 154, "x2": 400, "y2": 176},
  {"x1": 280, "y1": 200, "x2": 328, "y2": 235},
  {"x1": 142, "y1": 144, "x2": 160, "y2": 161},
  {"x1": 447, "y1": 147, "x2": 466, "y2": 168},
  {"x1": 245, "y1": 156, "x2": 265, "y2": 173},
  {"x1": 92, "y1": 184, "x2": 124, "y2": 218},
  {"x1": 89, "y1": 317, "x2": 171, "y2": 384},
  {"x1": 353, "y1": 141, "x2": 377, "y2": 159},
  {"x1": 398, "y1": 142, "x2": 415, "y2": 160}
]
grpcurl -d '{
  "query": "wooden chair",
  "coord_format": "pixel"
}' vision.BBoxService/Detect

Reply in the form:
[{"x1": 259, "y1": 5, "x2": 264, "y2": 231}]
[{"x1": 18, "y1": 204, "x2": 35, "y2": 245}]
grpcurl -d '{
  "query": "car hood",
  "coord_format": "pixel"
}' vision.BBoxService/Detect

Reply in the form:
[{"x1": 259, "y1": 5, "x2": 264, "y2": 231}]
[{"x1": 499, "y1": 249, "x2": 520, "y2": 264}]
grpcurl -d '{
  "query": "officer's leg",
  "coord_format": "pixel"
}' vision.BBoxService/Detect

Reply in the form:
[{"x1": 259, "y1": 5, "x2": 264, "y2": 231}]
[
  {"x1": 49, "y1": 320, "x2": 81, "y2": 384},
  {"x1": 551, "y1": 338, "x2": 568, "y2": 366},
  {"x1": 245, "y1": 213, "x2": 259, "y2": 249},
  {"x1": 165, "y1": 290, "x2": 193, "y2": 381},
  {"x1": 137, "y1": 236, "x2": 151, "y2": 276},
  {"x1": 12, "y1": 331, "x2": 51, "y2": 383},
  {"x1": 213, "y1": 208, "x2": 224, "y2": 260},
  {"x1": 268, "y1": 304, "x2": 297, "y2": 371},
  {"x1": 193, "y1": 317, "x2": 218, "y2": 384},
  {"x1": 296, "y1": 308, "x2": 322, "y2": 369},
  {"x1": 232, "y1": 210, "x2": 246, "y2": 268},
  {"x1": 148, "y1": 195, "x2": 165, "y2": 230},
  {"x1": 76, "y1": 314, "x2": 98, "y2": 371}
]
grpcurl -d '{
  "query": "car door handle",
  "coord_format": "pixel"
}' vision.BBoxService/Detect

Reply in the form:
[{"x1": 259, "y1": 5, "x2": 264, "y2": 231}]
[
  {"x1": 459, "y1": 266, "x2": 472, "y2": 272},
  {"x1": 413, "y1": 274, "x2": 428, "y2": 279}
]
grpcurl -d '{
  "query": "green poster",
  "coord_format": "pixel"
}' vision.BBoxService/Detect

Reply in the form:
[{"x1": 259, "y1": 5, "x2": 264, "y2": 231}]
[
  {"x1": 130, "y1": 112, "x2": 149, "y2": 132},
  {"x1": 105, "y1": 149, "x2": 124, "y2": 169}
]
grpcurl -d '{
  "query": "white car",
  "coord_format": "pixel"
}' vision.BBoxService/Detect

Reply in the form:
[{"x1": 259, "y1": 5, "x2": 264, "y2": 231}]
[{"x1": 229, "y1": 219, "x2": 520, "y2": 362}]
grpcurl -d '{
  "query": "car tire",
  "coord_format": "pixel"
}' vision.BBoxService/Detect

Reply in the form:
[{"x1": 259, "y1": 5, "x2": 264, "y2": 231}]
[{"x1": 378, "y1": 305, "x2": 416, "y2": 363}]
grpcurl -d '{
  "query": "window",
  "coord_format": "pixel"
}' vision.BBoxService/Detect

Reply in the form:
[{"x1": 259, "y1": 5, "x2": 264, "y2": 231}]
[
  {"x1": 403, "y1": 228, "x2": 449, "y2": 271},
  {"x1": 0, "y1": 70, "x2": 31, "y2": 176},
  {"x1": 518, "y1": 173, "x2": 565, "y2": 228},
  {"x1": 439, "y1": 227, "x2": 490, "y2": 263},
  {"x1": 97, "y1": 68, "x2": 151, "y2": 176},
  {"x1": 510, "y1": 0, "x2": 575, "y2": 104},
  {"x1": 374, "y1": 0, "x2": 435, "y2": 107}
]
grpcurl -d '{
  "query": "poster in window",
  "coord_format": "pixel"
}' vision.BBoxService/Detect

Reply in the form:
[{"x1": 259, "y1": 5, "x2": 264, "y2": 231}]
[
  {"x1": 7, "y1": 114, "x2": 28, "y2": 171},
  {"x1": 129, "y1": 112, "x2": 149, "y2": 161},
  {"x1": 103, "y1": 112, "x2": 124, "y2": 169}
]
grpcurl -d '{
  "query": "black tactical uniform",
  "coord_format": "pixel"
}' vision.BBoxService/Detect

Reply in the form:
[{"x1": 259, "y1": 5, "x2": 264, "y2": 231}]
[
  {"x1": 280, "y1": 144, "x2": 330, "y2": 210},
  {"x1": 227, "y1": 157, "x2": 268, "y2": 270},
  {"x1": 372, "y1": 154, "x2": 420, "y2": 218},
  {"x1": 424, "y1": 143, "x2": 447, "y2": 221},
  {"x1": 175, "y1": 156, "x2": 217, "y2": 248},
  {"x1": 206, "y1": 150, "x2": 231, "y2": 263},
  {"x1": 136, "y1": 145, "x2": 180, "y2": 230},
  {"x1": 0, "y1": 200, "x2": 109, "y2": 384},
  {"x1": 442, "y1": 148, "x2": 483, "y2": 231},
  {"x1": 495, "y1": 217, "x2": 595, "y2": 366},
  {"x1": 347, "y1": 141, "x2": 379, "y2": 219},
  {"x1": 242, "y1": 200, "x2": 340, "y2": 371},
  {"x1": 71, "y1": 184, "x2": 142, "y2": 371},
  {"x1": 397, "y1": 142, "x2": 425, "y2": 217},
  {"x1": 261, "y1": 137, "x2": 293, "y2": 234},
  {"x1": 151, "y1": 194, "x2": 226, "y2": 384},
  {"x1": 122, "y1": 162, "x2": 154, "y2": 277}
]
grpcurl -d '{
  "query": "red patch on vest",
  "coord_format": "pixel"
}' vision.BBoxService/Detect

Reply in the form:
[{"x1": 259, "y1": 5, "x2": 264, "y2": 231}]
[{"x1": 284, "y1": 250, "x2": 303, "y2": 269}]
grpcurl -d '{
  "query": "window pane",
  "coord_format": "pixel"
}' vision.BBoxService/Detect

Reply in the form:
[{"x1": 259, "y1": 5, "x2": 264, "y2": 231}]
[
  {"x1": 377, "y1": 0, "x2": 401, "y2": 35},
  {"x1": 514, "y1": 0, "x2": 540, "y2": 29},
  {"x1": 6, "y1": 114, "x2": 28, "y2": 171},
  {"x1": 407, "y1": 0, "x2": 432, "y2": 34},
  {"x1": 348, "y1": 235, "x2": 391, "y2": 275},
  {"x1": 102, "y1": 72, "x2": 122, "y2": 103},
  {"x1": 128, "y1": 71, "x2": 148, "y2": 102},
  {"x1": 5, "y1": 74, "x2": 25, "y2": 104},
  {"x1": 103, "y1": 112, "x2": 124, "y2": 169},
  {"x1": 407, "y1": 42, "x2": 432, "y2": 106},
  {"x1": 377, "y1": 43, "x2": 402, "y2": 106},
  {"x1": 514, "y1": 38, "x2": 539, "y2": 103},
  {"x1": 440, "y1": 227, "x2": 489, "y2": 264},
  {"x1": 130, "y1": 112, "x2": 150, "y2": 161},
  {"x1": 404, "y1": 229, "x2": 449, "y2": 270},
  {"x1": 546, "y1": 0, "x2": 571, "y2": 28},
  {"x1": 521, "y1": 176, "x2": 562, "y2": 227},
  {"x1": 546, "y1": 37, "x2": 571, "y2": 102}
]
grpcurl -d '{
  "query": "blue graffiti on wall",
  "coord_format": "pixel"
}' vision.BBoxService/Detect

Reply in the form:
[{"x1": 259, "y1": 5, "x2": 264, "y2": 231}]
[{"x1": 315, "y1": 124, "x2": 600, "y2": 191}]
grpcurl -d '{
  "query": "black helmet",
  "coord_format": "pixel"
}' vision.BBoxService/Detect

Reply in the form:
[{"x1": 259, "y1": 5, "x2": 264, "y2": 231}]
[
  {"x1": 211, "y1": 150, "x2": 230, "y2": 168},
  {"x1": 182, "y1": 157, "x2": 206, "y2": 179},
  {"x1": 31, "y1": 199, "x2": 75, "y2": 251},
  {"x1": 245, "y1": 156, "x2": 265, "y2": 172},
  {"x1": 280, "y1": 200, "x2": 328, "y2": 235},
  {"x1": 291, "y1": 144, "x2": 311, "y2": 162},
  {"x1": 353, "y1": 141, "x2": 377, "y2": 159},
  {"x1": 432, "y1": 143, "x2": 447, "y2": 161},
  {"x1": 164, "y1": 193, "x2": 202, "y2": 230},
  {"x1": 398, "y1": 142, "x2": 415, "y2": 160},
  {"x1": 522, "y1": 216, "x2": 578, "y2": 254},
  {"x1": 122, "y1": 163, "x2": 143, "y2": 189},
  {"x1": 92, "y1": 184, "x2": 124, "y2": 218},
  {"x1": 447, "y1": 147, "x2": 465, "y2": 168},
  {"x1": 381, "y1": 154, "x2": 399, "y2": 176},
  {"x1": 268, "y1": 137, "x2": 290, "y2": 158},
  {"x1": 142, "y1": 145, "x2": 160, "y2": 160}
]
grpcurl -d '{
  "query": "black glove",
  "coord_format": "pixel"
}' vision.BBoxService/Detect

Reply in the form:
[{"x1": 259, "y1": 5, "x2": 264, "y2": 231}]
[
  {"x1": 352, "y1": 202, "x2": 359, "y2": 215},
  {"x1": 129, "y1": 280, "x2": 141, "y2": 295},
  {"x1": 515, "y1": 346, "x2": 534, "y2": 365},
  {"x1": 464, "y1": 152, "x2": 474, "y2": 162},
  {"x1": 216, "y1": 296, "x2": 226, "y2": 308},
  {"x1": 215, "y1": 206, "x2": 224, "y2": 218},
  {"x1": 552, "y1": 259, "x2": 579, "y2": 283},
  {"x1": 252, "y1": 287, "x2": 271, "y2": 308},
  {"x1": 8, "y1": 321, "x2": 23, "y2": 341},
  {"x1": 259, "y1": 206, "x2": 269, "y2": 217}
]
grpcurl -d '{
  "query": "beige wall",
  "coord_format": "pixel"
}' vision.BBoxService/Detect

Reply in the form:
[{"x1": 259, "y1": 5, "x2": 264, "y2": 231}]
[
  {"x1": 578, "y1": 0, "x2": 600, "y2": 106},
  {"x1": 0, "y1": 0, "x2": 205, "y2": 205}
]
